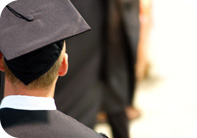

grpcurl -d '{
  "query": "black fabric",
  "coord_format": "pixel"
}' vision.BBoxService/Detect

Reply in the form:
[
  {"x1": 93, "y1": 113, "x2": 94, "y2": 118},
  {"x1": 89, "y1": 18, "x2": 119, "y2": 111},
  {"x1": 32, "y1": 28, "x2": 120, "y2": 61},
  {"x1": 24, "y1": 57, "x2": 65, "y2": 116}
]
[
  {"x1": 4, "y1": 41, "x2": 64, "y2": 85},
  {"x1": 55, "y1": 0, "x2": 104, "y2": 128},
  {"x1": 0, "y1": 108, "x2": 103, "y2": 138},
  {"x1": 101, "y1": 0, "x2": 139, "y2": 113},
  {"x1": 107, "y1": 111, "x2": 129, "y2": 138},
  {"x1": 0, "y1": 0, "x2": 90, "y2": 60},
  {"x1": 101, "y1": 1, "x2": 139, "y2": 136}
]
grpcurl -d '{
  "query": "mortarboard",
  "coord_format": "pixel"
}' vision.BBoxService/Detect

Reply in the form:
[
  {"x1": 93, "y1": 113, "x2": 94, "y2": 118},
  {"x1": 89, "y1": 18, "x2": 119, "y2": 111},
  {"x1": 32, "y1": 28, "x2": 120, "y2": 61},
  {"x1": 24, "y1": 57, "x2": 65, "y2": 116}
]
[
  {"x1": 0, "y1": 0, "x2": 90, "y2": 85},
  {"x1": 0, "y1": 0, "x2": 90, "y2": 60}
]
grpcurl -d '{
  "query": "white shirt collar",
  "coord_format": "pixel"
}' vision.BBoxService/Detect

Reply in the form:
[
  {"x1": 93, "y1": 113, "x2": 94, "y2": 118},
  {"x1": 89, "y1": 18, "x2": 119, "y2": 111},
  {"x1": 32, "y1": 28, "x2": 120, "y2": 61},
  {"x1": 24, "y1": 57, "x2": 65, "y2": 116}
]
[{"x1": 0, "y1": 95, "x2": 57, "y2": 110}]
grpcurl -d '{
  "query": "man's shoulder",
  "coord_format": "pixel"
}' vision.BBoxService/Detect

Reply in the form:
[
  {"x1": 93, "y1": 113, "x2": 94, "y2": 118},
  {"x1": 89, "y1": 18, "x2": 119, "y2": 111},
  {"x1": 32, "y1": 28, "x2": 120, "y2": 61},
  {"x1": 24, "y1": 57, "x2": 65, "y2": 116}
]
[
  {"x1": 0, "y1": 108, "x2": 105, "y2": 138},
  {"x1": 50, "y1": 110, "x2": 107, "y2": 137}
]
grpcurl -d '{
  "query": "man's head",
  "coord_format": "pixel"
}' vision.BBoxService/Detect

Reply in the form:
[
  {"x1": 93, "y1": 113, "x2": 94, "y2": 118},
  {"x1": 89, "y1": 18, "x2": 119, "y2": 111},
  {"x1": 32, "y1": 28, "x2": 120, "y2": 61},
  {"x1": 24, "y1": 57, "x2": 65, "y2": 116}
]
[
  {"x1": 0, "y1": 40, "x2": 68, "y2": 90},
  {"x1": 0, "y1": 0, "x2": 90, "y2": 97}
]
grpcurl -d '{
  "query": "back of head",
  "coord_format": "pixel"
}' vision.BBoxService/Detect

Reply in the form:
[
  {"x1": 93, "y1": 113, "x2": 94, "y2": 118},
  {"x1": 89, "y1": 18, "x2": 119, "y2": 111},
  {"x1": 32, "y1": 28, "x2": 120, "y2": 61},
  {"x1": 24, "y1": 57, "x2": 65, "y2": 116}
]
[
  {"x1": 0, "y1": 0, "x2": 90, "y2": 89},
  {"x1": 3, "y1": 40, "x2": 65, "y2": 89}
]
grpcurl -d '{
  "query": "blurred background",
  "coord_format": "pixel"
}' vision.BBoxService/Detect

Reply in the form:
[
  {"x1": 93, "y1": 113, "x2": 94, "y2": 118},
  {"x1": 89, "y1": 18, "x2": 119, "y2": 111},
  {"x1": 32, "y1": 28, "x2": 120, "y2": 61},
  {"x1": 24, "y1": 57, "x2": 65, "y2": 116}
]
[{"x1": 95, "y1": 0, "x2": 197, "y2": 138}]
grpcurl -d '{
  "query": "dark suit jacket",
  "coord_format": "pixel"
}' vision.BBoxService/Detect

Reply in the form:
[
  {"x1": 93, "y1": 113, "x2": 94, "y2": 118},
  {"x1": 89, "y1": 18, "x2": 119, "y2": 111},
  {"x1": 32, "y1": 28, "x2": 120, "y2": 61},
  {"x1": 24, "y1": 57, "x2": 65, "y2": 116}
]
[
  {"x1": 54, "y1": 0, "x2": 104, "y2": 128},
  {"x1": 0, "y1": 108, "x2": 105, "y2": 138}
]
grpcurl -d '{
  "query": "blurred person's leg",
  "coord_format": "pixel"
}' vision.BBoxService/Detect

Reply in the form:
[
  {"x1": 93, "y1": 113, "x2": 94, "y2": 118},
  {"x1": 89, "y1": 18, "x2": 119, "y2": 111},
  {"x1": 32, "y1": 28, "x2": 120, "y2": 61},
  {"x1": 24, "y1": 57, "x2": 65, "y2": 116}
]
[
  {"x1": 101, "y1": 0, "x2": 132, "y2": 137},
  {"x1": 101, "y1": 0, "x2": 142, "y2": 137},
  {"x1": 101, "y1": 84, "x2": 129, "y2": 138},
  {"x1": 127, "y1": 0, "x2": 152, "y2": 120},
  {"x1": 120, "y1": 0, "x2": 141, "y2": 120},
  {"x1": 122, "y1": 0, "x2": 140, "y2": 106},
  {"x1": 107, "y1": 110, "x2": 129, "y2": 138}
]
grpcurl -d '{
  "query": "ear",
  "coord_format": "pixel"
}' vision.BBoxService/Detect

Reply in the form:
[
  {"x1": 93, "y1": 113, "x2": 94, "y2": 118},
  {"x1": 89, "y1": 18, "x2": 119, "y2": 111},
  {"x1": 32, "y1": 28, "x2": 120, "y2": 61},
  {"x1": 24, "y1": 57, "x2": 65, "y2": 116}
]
[
  {"x1": 58, "y1": 53, "x2": 68, "y2": 76},
  {"x1": 0, "y1": 52, "x2": 5, "y2": 72}
]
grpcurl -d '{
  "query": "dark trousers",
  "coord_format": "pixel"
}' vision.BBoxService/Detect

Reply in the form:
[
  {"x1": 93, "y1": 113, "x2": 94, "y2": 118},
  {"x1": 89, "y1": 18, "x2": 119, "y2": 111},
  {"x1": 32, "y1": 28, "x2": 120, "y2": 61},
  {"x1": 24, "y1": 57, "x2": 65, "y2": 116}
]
[{"x1": 107, "y1": 111, "x2": 129, "y2": 138}]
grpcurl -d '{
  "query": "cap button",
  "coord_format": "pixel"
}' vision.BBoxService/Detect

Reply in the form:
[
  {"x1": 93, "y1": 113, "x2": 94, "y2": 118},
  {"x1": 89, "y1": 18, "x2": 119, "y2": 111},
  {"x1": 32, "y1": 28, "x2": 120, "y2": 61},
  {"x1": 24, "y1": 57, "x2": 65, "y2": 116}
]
[{"x1": 25, "y1": 15, "x2": 34, "y2": 22}]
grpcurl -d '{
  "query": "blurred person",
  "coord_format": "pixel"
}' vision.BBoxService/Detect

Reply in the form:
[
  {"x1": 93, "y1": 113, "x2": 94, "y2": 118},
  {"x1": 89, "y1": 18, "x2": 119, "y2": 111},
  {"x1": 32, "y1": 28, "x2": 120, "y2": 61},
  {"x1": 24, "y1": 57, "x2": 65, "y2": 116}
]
[
  {"x1": 125, "y1": 0, "x2": 153, "y2": 120},
  {"x1": 55, "y1": 0, "x2": 141, "y2": 138},
  {"x1": 100, "y1": 0, "x2": 140, "y2": 137},
  {"x1": 0, "y1": 0, "x2": 108, "y2": 137}
]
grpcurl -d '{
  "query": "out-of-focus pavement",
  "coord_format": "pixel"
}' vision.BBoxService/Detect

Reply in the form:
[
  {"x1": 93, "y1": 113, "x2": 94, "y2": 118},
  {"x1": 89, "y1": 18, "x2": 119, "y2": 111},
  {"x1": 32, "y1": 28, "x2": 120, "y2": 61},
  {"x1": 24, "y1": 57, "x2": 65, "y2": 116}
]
[{"x1": 95, "y1": 0, "x2": 197, "y2": 137}]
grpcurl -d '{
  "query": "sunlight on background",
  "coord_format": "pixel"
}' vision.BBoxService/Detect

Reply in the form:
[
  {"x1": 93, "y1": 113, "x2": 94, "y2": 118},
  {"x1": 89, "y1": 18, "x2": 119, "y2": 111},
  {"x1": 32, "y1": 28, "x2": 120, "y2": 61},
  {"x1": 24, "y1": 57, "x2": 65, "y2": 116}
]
[
  {"x1": 96, "y1": 0, "x2": 197, "y2": 137},
  {"x1": 149, "y1": 0, "x2": 197, "y2": 79},
  {"x1": 132, "y1": 0, "x2": 197, "y2": 138}
]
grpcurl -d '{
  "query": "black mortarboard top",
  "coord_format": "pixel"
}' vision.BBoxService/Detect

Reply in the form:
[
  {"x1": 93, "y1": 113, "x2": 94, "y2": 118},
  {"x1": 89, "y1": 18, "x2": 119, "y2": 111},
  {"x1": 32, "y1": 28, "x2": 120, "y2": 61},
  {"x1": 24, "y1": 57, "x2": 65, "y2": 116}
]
[
  {"x1": 0, "y1": 0, "x2": 90, "y2": 85},
  {"x1": 0, "y1": 0, "x2": 90, "y2": 60}
]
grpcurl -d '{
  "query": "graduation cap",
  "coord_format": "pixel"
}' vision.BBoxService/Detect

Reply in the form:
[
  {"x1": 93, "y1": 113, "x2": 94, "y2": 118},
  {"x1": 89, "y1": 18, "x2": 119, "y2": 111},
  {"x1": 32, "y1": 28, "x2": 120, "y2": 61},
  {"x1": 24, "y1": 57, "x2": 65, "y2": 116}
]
[{"x1": 0, "y1": 0, "x2": 90, "y2": 85}]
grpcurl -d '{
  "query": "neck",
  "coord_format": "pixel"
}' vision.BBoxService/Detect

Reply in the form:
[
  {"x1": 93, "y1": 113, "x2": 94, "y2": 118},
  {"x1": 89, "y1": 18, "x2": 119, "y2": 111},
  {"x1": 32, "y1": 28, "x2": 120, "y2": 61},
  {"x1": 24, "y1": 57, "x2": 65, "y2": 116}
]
[{"x1": 4, "y1": 78, "x2": 56, "y2": 98}]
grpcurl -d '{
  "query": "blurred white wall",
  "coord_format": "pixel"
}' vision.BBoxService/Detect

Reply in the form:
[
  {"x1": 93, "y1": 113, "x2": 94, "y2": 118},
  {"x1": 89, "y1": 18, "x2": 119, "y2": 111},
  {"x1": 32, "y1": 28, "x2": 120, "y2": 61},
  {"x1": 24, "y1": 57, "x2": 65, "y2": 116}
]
[{"x1": 148, "y1": 0, "x2": 197, "y2": 79}]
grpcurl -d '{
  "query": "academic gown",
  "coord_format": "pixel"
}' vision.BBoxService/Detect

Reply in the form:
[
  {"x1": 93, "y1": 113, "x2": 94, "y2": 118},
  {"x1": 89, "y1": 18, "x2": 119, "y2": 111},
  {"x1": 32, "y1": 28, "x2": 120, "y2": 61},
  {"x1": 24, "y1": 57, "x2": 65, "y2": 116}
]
[{"x1": 0, "y1": 108, "x2": 107, "y2": 138}]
